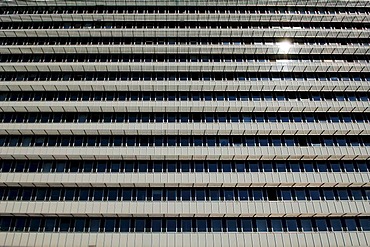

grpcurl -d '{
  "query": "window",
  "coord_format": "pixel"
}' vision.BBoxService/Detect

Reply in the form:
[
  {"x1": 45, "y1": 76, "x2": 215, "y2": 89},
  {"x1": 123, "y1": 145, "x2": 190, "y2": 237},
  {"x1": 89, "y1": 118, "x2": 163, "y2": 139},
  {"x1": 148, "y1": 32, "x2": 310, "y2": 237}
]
[
  {"x1": 256, "y1": 219, "x2": 268, "y2": 232},
  {"x1": 151, "y1": 219, "x2": 162, "y2": 232},
  {"x1": 196, "y1": 219, "x2": 208, "y2": 232},
  {"x1": 226, "y1": 219, "x2": 238, "y2": 232}
]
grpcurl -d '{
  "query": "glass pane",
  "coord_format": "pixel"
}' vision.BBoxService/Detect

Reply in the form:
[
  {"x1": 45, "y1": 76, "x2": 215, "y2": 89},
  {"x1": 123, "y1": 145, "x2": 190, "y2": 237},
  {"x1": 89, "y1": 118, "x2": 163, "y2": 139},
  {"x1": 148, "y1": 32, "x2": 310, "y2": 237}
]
[
  {"x1": 226, "y1": 219, "x2": 238, "y2": 232},
  {"x1": 256, "y1": 219, "x2": 268, "y2": 232},
  {"x1": 330, "y1": 219, "x2": 342, "y2": 231},
  {"x1": 345, "y1": 218, "x2": 357, "y2": 231},
  {"x1": 238, "y1": 190, "x2": 248, "y2": 201},
  {"x1": 195, "y1": 190, "x2": 206, "y2": 201},
  {"x1": 135, "y1": 219, "x2": 145, "y2": 232},
  {"x1": 241, "y1": 219, "x2": 252, "y2": 232},
  {"x1": 44, "y1": 218, "x2": 56, "y2": 232},
  {"x1": 309, "y1": 190, "x2": 320, "y2": 200},
  {"x1": 211, "y1": 219, "x2": 222, "y2": 232},
  {"x1": 181, "y1": 189, "x2": 191, "y2": 201},
  {"x1": 90, "y1": 219, "x2": 100, "y2": 232},
  {"x1": 0, "y1": 218, "x2": 11, "y2": 231},
  {"x1": 286, "y1": 219, "x2": 298, "y2": 231},
  {"x1": 15, "y1": 218, "x2": 26, "y2": 231},
  {"x1": 323, "y1": 189, "x2": 335, "y2": 200},
  {"x1": 210, "y1": 189, "x2": 220, "y2": 201},
  {"x1": 166, "y1": 219, "x2": 177, "y2": 232},
  {"x1": 59, "y1": 218, "x2": 70, "y2": 232},
  {"x1": 315, "y1": 219, "x2": 327, "y2": 231},
  {"x1": 252, "y1": 190, "x2": 264, "y2": 200},
  {"x1": 224, "y1": 189, "x2": 234, "y2": 200},
  {"x1": 151, "y1": 219, "x2": 162, "y2": 232},
  {"x1": 29, "y1": 218, "x2": 41, "y2": 232},
  {"x1": 181, "y1": 219, "x2": 192, "y2": 232},
  {"x1": 196, "y1": 219, "x2": 208, "y2": 232},
  {"x1": 360, "y1": 218, "x2": 370, "y2": 231},
  {"x1": 300, "y1": 219, "x2": 312, "y2": 231},
  {"x1": 152, "y1": 190, "x2": 162, "y2": 201},
  {"x1": 166, "y1": 189, "x2": 177, "y2": 201},
  {"x1": 120, "y1": 219, "x2": 130, "y2": 232},
  {"x1": 104, "y1": 219, "x2": 115, "y2": 232},
  {"x1": 271, "y1": 219, "x2": 283, "y2": 232}
]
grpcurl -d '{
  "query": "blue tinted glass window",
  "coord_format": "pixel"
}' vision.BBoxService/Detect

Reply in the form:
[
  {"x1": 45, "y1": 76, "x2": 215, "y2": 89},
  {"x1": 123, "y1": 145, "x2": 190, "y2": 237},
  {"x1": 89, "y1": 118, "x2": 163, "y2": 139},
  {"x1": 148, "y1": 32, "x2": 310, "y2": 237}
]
[
  {"x1": 337, "y1": 189, "x2": 349, "y2": 200},
  {"x1": 90, "y1": 219, "x2": 100, "y2": 232},
  {"x1": 125, "y1": 162, "x2": 134, "y2": 172},
  {"x1": 351, "y1": 190, "x2": 363, "y2": 200},
  {"x1": 276, "y1": 162, "x2": 286, "y2": 172},
  {"x1": 195, "y1": 162, "x2": 203, "y2": 172},
  {"x1": 93, "y1": 189, "x2": 103, "y2": 201},
  {"x1": 281, "y1": 189, "x2": 292, "y2": 200},
  {"x1": 44, "y1": 218, "x2": 56, "y2": 232},
  {"x1": 262, "y1": 162, "x2": 273, "y2": 172},
  {"x1": 196, "y1": 219, "x2": 208, "y2": 232},
  {"x1": 309, "y1": 190, "x2": 321, "y2": 200},
  {"x1": 224, "y1": 189, "x2": 234, "y2": 200},
  {"x1": 345, "y1": 218, "x2": 357, "y2": 231},
  {"x1": 212, "y1": 219, "x2": 222, "y2": 232},
  {"x1": 59, "y1": 218, "x2": 70, "y2": 232},
  {"x1": 152, "y1": 190, "x2": 162, "y2": 201},
  {"x1": 323, "y1": 189, "x2": 335, "y2": 200},
  {"x1": 0, "y1": 218, "x2": 11, "y2": 231},
  {"x1": 210, "y1": 189, "x2": 220, "y2": 201},
  {"x1": 78, "y1": 189, "x2": 89, "y2": 201},
  {"x1": 286, "y1": 219, "x2": 298, "y2": 231},
  {"x1": 181, "y1": 189, "x2": 191, "y2": 201},
  {"x1": 238, "y1": 189, "x2": 248, "y2": 201},
  {"x1": 181, "y1": 219, "x2": 192, "y2": 232},
  {"x1": 167, "y1": 162, "x2": 176, "y2": 172},
  {"x1": 104, "y1": 219, "x2": 115, "y2": 232},
  {"x1": 226, "y1": 219, "x2": 238, "y2": 232},
  {"x1": 315, "y1": 219, "x2": 327, "y2": 231},
  {"x1": 343, "y1": 162, "x2": 355, "y2": 172},
  {"x1": 300, "y1": 219, "x2": 312, "y2": 231},
  {"x1": 166, "y1": 219, "x2": 177, "y2": 232},
  {"x1": 14, "y1": 218, "x2": 26, "y2": 231},
  {"x1": 208, "y1": 162, "x2": 218, "y2": 172},
  {"x1": 303, "y1": 163, "x2": 314, "y2": 172},
  {"x1": 235, "y1": 162, "x2": 245, "y2": 172},
  {"x1": 317, "y1": 163, "x2": 327, "y2": 172},
  {"x1": 271, "y1": 219, "x2": 283, "y2": 232},
  {"x1": 151, "y1": 219, "x2": 162, "y2": 232},
  {"x1": 256, "y1": 219, "x2": 268, "y2": 232},
  {"x1": 250, "y1": 162, "x2": 259, "y2": 172},
  {"x1": 180, "y1": 162, "x2": 190, "y2": 172},
  {"x1": 135, "y1": 219, "x2": 145, "y2": 232},
  {"x1": 111, "y1": 162, "x2": 120, "y2": 172},
  {"x1": 330, "y1": 219, "x2": 342, "y2": 231},
  {"x1": 252, "y1": 190, "x2": 263, "y2": 200},
  {"x1": 241, "y1": 219, "x2": 252, "y2": 232},
  {"x1": 29, "y1": 218, "x2": 41, "y2": 232},
  {"x1": 122, "y1": 189, "x2": 132, "y2": 200},
  {"x1": 136, "y1": 189, "x2": 147, "y2": 201},
  {"x1": 119, "y1": 219, "x2": 130, "y2": 232},
  {"x1": 195, "y1": 190, "x2": 206, "y2": 201},
  {"x1": 7, "y1": 189, "x2": 18, "y2": 200},
  {"x1": 360, "y1": 219, "x2": 370, "y2": 231},
  {"x1": 222, "y1": 163, "x2": 232, "y2": 172},
  {"x1": 167, "y1": 189, "x2": 177, "y2": 201},
  {"x1": 108, "y1": 189, "x2": 118, "y2": 201},
  {"x1": 357, "y1": 163, "x2": 368, "y2": 172}
]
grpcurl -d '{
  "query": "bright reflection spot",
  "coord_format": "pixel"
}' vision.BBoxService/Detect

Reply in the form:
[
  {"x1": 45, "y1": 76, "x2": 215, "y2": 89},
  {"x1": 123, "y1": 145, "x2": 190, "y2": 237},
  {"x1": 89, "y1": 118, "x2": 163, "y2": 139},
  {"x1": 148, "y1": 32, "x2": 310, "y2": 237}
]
[{"x1": 278, "y1": 40, "x2": 292, "y2": 53}]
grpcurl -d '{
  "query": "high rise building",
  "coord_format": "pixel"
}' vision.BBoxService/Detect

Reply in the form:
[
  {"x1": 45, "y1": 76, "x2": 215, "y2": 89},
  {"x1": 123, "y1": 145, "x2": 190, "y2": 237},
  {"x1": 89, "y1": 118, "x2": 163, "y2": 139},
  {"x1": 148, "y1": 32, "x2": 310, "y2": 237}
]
[{"x1": 0, "y1": 0, "x2": 369, "y2": 246}]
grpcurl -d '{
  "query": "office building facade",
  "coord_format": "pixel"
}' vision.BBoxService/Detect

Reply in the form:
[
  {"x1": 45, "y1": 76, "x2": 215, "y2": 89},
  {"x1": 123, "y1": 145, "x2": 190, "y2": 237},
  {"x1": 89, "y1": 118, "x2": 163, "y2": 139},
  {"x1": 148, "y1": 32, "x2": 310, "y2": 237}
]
[{"x1": 0, "y1": 0, "x2": 369, "y2": 246}]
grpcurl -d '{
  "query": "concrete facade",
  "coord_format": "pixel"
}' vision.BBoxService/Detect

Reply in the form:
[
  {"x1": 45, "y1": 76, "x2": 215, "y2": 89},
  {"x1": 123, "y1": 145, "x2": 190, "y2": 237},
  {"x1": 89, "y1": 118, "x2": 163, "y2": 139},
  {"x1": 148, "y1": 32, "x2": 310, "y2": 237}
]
[{"x1": 0, "y1": 0, "x2": 369, "y2": 246}]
